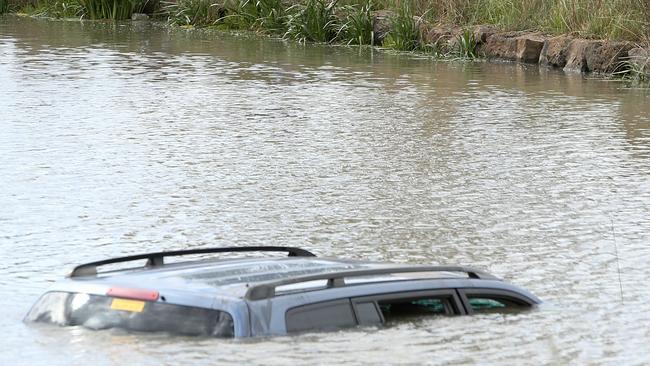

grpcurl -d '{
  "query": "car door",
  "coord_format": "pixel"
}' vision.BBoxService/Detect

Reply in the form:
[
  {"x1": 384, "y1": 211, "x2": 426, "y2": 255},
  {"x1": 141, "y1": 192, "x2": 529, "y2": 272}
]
[{"x1": 285, "y1": 298, "x2": 358, "y2": 333}]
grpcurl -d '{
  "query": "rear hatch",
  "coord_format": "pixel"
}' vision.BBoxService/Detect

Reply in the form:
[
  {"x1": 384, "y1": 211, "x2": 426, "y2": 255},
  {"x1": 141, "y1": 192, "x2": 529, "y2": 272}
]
[{"x1": 25, "y1": 287, "x2": 234, "y2": 337}]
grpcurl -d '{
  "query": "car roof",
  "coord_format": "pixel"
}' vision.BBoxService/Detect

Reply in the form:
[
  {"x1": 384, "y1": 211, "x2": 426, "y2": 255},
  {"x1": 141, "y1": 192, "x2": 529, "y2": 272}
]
[
  {"x1": 62, "y1": 247, "x2": 509, "y2": 301},
  {"x1": 70, "y1": 257, "x2": 489, "y2": 298}
]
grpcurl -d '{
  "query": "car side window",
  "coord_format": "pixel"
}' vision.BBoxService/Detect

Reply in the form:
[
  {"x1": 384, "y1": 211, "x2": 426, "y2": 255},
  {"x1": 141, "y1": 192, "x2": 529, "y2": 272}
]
[
  {"x1": 377, "y1": 296, "x2": 454, "y2": 322},
  {"x1": 352, "y1": 290, "x2": 461, "y2": 326},
  {"x1": 463, "y1": 291, "x2": 531, "y2": 314},
  {"x1": 468, "y1": 297, "x2": 508, "y2": 311},
  {"x1": 285, "y1": 299, "x2": 357, "y2": 333}
]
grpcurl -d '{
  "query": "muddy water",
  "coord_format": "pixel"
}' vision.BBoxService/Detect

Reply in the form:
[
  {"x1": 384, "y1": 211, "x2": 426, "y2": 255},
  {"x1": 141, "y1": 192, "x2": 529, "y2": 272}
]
[{"x1": 1, "y1": 16, "x2": 650, "y2": 365}]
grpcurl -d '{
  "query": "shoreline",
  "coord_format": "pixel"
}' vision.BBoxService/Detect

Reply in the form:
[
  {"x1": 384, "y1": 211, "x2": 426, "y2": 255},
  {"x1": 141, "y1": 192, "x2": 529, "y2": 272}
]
[
  {"x1": 370, "y1": 11, "x2": 650, "y2": 80},
  {"x1": 3, "y1": 10, "x2": 649, "y2": 83}
]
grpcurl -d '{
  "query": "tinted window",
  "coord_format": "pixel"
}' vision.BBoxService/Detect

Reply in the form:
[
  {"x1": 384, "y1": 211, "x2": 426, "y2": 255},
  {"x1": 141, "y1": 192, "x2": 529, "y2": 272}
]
[
  {"x1": 286, "y1": 299, "x2": 356, "y2": 333},
  {"x1": 25, "y1": 292, "x2": 234, "y2": 337},
  {"x1": 378, "y1": 297, "x2": 450, "y2": 322},
  {"x1": 467, "y1": 296, "x2": 528, "y2": 314}
]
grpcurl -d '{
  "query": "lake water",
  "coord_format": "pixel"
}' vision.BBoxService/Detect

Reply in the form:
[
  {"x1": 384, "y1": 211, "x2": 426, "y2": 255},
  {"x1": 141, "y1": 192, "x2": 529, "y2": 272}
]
[{"x1": 1, "y1": 16, "x2": 649, "y2": 365}]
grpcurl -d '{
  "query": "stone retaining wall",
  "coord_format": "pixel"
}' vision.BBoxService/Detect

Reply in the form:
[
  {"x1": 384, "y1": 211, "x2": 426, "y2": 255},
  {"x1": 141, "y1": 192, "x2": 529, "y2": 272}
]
[{"x1": 372, "y1": 12, "x2": 650, "y2": 76}]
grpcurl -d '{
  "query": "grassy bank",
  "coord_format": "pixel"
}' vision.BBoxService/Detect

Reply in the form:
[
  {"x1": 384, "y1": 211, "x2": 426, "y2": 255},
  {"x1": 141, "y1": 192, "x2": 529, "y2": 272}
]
[
  {"x1": 5, "y1": 0, "x2": 650, "y2": 81},
  {"x1": 400, "y1": 0, "x2": 649, "y2": 42},
  {"x1": 1, "y1": 0, "x2": 11, "y2": 13},
  {"x1": 13, "y1": 0, "x2": 151, "y2": 19},
  {"x1": 10, "y1": 0, "x2": 650, "y2": 41},
  {"x1": 9, "y1": 0, "x2": 649, "y2": 42}
]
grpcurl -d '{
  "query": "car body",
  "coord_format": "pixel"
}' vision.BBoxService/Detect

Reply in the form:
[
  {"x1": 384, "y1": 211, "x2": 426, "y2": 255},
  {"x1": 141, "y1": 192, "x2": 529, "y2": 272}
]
[{"x1": 25, "y1": 246, "x2": 541, "y2": 337}]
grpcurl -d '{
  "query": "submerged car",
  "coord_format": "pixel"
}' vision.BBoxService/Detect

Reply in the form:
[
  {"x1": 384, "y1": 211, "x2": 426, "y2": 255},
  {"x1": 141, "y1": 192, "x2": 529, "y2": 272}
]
[{"x1": 25, "y1": 246, "x2": 540, "y2": 337}]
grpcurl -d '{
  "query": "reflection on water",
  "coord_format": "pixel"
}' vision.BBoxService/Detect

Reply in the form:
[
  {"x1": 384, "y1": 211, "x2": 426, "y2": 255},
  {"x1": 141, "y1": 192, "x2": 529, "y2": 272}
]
[{"x1": 1, "y1": 16, "x2": 650, "y2": 365}]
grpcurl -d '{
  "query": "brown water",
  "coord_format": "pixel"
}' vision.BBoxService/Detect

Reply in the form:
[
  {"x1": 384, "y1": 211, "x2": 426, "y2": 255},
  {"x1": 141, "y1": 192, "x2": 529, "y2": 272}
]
[{"x1": 1, "y1": 16, "x2": 650, "y2": 365}]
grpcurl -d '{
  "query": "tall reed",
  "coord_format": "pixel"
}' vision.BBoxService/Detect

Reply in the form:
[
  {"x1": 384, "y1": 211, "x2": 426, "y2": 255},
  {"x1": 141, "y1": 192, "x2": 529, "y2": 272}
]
[
  {"x1": 341, "y1": 1, "x2": 373, "y2": 45},
  {"x1": 80, "y1": 0, "x2": 149, "y2": 19},
  {"x1": 21, "y1": 0, "x2": 86, "y2": 18},
  {"x1": 620, "y1": 52, "x2": 650, "y2": 83},
  {"x1": 375, "y1": 0, "x2": 649, "y2": 42},
  {"x1": 383, "y1": 1, "x2": 420, "y2": 51},
  {"x1": 284, "y1": 0, "x2": 340, "y2": 43},
  {"x1": 165, "y1": 0, "x2": 222, "y2": 26},
  {"x1": 221, "y1": 0, "x2": 286, "y2": 33},
  {"x1": 454, "y1": 28, "x2": 477, "y2": 58}
]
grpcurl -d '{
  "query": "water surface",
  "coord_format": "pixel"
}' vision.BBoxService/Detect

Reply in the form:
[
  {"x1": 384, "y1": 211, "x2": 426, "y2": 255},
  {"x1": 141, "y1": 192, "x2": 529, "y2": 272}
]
[{"x1": 1, "y1": 16, "x2": 650, "y2": 365}]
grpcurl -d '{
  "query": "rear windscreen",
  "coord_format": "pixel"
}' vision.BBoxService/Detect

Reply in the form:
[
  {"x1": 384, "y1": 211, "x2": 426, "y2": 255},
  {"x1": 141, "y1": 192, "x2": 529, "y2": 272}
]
[{"x1": 25, "y1": 292, "x2": 234, "y2": 337}]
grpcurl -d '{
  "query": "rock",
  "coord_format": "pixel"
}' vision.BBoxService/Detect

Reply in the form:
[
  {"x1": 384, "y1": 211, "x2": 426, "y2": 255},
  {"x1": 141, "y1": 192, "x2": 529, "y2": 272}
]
[
  {"x1": 585, "y1": 41, "x2": 633, "y2": 73},
  {"x1": 516, "y1": 36, "x2": 545, "y2": 63},
  {"x1": 473, "y1": 25, "x2": 498, "y2": 44},
  {"x1": 539, "y1": 35, "x2": 573, "y2": 67},
  {"x1": 425, "y1": 26, "x2": 452, "y2": 44},
  {"x1": 563, "y1": 39, "x2": 592, "y2": 73},
  {"x1": 423, "y1": 25, "x2": 461, "y2": 53},
  {"x1": 484, "y1": 32, "x2": 519, "y2": 60},
  {"x1": 131, "y1": 13, "x2": 149, "y2": 21},
  {"x1": 371, "y1": 10, "x2": 395, "y2": 46},
  {"x1": 483, "y1": 32, "x2": 545, "y2": 63},
  {"x1": 562, "y1": 40, "x2": 632, "y2": 73},
  {"x1": 629, "y1": 47, "x2": 650, "y2": 60},
  {"x1": 629, "y1": 47, "x2": 650, "y2": 59},
  {"x1": 628, "y1": 47, "x2": 650, "y2": 71}
]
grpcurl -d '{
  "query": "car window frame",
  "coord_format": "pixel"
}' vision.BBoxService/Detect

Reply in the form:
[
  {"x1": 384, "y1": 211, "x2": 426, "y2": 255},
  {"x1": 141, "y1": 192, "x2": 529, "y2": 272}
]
[
  {"x1": 351, "y1": 289, "x2": 466, "y2": 325},
  {"x1": 282, "y1": 289, "x2": 465, "y2": 333},
  {"x1": 457, "y1": 288, "x2": 535, "y2": 314}
]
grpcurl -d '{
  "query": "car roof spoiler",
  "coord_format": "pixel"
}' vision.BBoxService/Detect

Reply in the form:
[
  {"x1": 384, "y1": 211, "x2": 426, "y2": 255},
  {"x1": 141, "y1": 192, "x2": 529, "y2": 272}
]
[
  {"x1": 69, "y1": 246, "x2": 316, "y2": 277},
  {"x1": 245, "y1": 265, "x2": 499, "y2": 300}
]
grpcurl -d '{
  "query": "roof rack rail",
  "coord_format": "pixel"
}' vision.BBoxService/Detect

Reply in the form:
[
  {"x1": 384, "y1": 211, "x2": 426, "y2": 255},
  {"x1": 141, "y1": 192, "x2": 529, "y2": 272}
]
[
  {"x1": 245, "y1": 265, "x2": 497, "y2": 300},
  {"x1": 69, "y1": 246, "x2": 316, "y2": 278}
]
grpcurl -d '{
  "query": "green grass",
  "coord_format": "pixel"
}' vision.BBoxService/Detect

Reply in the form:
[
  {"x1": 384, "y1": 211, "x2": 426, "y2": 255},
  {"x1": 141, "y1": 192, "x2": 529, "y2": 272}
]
[
  {"x1": 164, "y1": 0, "x2": 222, "y2": 26},
  {"x1": 619, "y1": 53, "x2": 650, "y2": 84},
  {"x1": 340, "y1": 1, "x2": 373, "y2": 45},
  {"x1": 21, "y1": 0, "x2": 86, "y2": 18},
  {"x1": 219, "y1": 0, "x2": 286, "y2": 33},
  {"x1": 11, "y1": 0, "x2": 650, "y2": 44},
  {"x1": 19, "y1": 0, "x2": 148, "y2": 19},
  {"x1": 80, "y1": 0, "x2": 148, "y2": 19},
  {"x1": 454, "y1": 28, "x2": 477, "y2": 58},
  {"x1": 375, "y1": 0, "x2": 649, "y2": 42},
  {"x1": 10, "y1": 0, "x2": 650, "y2": 47},
  {"x1": 284, "y1": 0, "x2": 340, "y2": 43},
  {"x1": 383, "y1": 1, "x2": 420, "y2": 51}
]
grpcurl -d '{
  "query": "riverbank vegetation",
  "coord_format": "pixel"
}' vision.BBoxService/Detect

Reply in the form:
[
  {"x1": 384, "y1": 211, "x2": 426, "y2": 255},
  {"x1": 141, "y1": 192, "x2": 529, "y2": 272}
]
[
  {"x1": 414, "y1": 0, "x2": 648, "y2": 42},
  {"x1": 382, "y1": 2, "x2": 420, "y2": 51},
  {"x1": 15, "y1": 0, "x2": 150, "y2": 19},
  {"x1": 81, "y1": 0, "x2": 149, "y2": 19},
  {"x1": 8, "y1": 0, "x2": 649, "y2": 42},
  {"x1": 4, "y1": 0, "x2": 650, "y2": 80}
]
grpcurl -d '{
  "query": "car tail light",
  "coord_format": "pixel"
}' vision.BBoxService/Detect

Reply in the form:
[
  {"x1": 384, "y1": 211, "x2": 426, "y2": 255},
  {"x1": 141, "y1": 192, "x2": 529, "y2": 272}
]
[{"x1": 107, "y1": 287, "x2": 159, "y2": 302}]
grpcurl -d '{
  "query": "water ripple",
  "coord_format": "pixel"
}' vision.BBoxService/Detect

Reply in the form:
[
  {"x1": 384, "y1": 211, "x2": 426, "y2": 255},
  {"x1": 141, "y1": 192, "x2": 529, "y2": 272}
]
[{"x1": 1, "y1": 16, "x2": 650, "y2": 365}]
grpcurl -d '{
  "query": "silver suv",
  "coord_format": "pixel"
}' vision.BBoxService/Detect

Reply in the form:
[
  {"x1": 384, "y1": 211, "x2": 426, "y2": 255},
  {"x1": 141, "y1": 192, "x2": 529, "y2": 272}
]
[{"x1": 25, "y1": 247, "x2": 541, "y2": 337}]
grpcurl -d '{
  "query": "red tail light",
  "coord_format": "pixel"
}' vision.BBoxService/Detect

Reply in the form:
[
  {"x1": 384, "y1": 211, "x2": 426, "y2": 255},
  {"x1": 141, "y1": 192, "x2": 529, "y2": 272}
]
[{"x1": 107, "y1": 287, "x2": 159, "y2": 301}]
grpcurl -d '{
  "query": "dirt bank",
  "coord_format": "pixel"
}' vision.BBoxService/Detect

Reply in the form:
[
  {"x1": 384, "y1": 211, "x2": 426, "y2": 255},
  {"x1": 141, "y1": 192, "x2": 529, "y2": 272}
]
[{"x1": 373, "y1": 11, "x2": 650, "y2": 77}]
